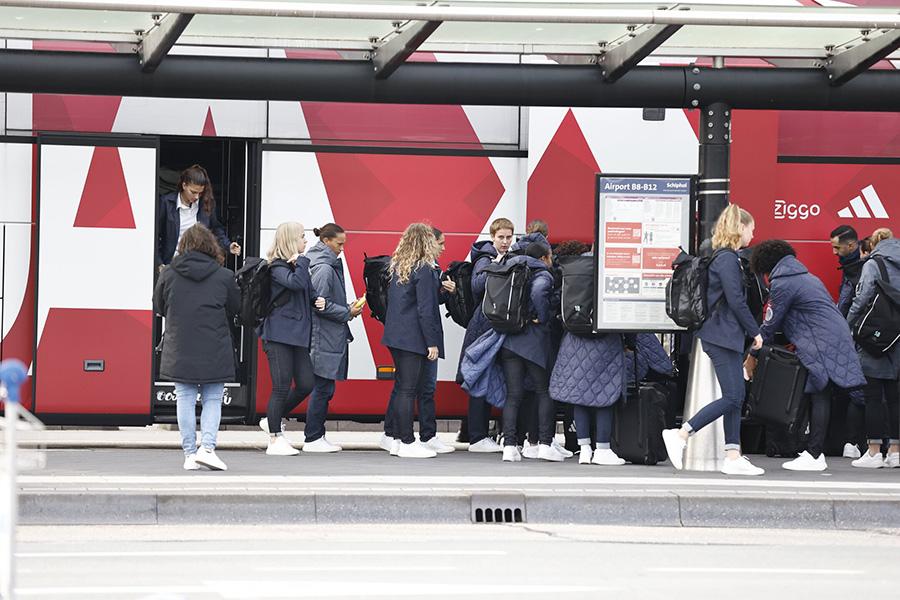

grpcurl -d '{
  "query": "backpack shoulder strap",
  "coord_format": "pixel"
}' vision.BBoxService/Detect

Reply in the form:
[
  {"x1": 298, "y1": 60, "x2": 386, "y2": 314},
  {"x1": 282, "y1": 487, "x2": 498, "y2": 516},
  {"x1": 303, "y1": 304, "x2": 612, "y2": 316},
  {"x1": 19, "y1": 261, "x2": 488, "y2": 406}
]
[{"x1": 872, "y1": 256, "x2": 890, "y2": 284}]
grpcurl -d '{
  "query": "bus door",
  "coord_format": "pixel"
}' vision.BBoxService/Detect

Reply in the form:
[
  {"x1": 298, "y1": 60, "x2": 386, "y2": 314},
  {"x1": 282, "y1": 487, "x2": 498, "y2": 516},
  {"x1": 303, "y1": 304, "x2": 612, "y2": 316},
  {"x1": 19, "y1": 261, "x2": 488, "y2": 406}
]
[{"x1": 34, "y1": 134, "x2": 157, "y2": 424}]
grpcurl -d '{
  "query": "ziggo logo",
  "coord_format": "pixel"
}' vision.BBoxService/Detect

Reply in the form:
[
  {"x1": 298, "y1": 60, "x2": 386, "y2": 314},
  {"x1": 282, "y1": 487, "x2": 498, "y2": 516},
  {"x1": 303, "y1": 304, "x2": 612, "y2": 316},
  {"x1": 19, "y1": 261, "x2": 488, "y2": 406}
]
[{"x1": 774, "y1": 199, "x2": 821, "y2": 220}]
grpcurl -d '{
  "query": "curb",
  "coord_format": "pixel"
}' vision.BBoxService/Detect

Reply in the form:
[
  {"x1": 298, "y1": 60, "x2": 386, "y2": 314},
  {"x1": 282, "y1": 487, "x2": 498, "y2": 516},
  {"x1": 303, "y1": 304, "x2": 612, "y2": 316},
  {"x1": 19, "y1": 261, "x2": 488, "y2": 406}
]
[{"x1": 19, "y1": 491, "x2": 900, "y2": 529}]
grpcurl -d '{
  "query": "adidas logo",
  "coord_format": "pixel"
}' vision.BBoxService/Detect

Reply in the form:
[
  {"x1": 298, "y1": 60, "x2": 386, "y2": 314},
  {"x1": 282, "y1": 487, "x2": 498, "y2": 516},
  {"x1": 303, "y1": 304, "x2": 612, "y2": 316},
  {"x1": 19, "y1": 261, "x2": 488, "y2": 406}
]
[{"x1": 837, "y1": 185, "x2": 889, "y2": 219}]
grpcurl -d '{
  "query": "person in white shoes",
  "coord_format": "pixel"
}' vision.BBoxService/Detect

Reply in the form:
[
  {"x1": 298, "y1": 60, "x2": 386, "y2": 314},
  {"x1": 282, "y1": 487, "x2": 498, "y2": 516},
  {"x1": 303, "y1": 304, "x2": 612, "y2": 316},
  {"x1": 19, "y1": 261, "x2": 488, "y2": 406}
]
[
  {"x1": 381, "y1": 223, "x2": 445, "y2": 459},
  {"x1": 846, "y1": 228, "x2": 900, "y2": 469},
  {"x1": 742, "y1": 239, "x2": 867, "y2": 473},
  {"x1": 256, "y1": 222, "x2": 327, "y2": 457},
  {"x1": 305, "y1": 223, "x2": 364, "y2": 454},
  {"x1": 153, "y1": 224, "x2": 240, "y2": 472},
  {"x1": 661, "y1": 205, "x2": 765, "y2": 477}
]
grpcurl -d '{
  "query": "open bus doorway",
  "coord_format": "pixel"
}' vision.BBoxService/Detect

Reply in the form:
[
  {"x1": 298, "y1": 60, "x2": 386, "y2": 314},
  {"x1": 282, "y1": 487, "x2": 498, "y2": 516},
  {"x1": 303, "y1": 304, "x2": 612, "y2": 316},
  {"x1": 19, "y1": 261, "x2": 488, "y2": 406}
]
[{"x1": 152, "y1": 137, "x2": 260, "y2": 424}]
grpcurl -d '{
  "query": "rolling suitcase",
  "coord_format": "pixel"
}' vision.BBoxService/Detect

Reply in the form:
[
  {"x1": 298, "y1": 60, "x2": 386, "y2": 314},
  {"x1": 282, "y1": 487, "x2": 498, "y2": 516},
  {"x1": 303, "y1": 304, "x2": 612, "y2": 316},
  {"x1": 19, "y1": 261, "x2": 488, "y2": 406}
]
[
  {"x1": 611, "y1": 369, "x2": 668, "y2": 466},
  {"x1": 746, "y1": 344, "x2": 809, "y2": 433}
]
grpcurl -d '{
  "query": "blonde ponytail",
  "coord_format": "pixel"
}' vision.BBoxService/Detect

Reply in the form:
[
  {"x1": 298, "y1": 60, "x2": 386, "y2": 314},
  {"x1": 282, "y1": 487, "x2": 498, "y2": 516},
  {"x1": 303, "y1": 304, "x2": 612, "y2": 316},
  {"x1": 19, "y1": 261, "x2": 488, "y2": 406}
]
[{"x1": 711, "y1": 204, "x2": 754, "y2": 250}]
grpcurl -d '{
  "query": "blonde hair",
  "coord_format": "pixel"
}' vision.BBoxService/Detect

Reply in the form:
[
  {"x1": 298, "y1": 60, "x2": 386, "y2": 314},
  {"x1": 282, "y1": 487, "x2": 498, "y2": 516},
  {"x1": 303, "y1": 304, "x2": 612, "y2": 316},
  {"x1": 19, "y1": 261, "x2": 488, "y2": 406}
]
[
  {"x1": 490, "y1": 218, "x2": 514, "y2": 236},
  {"x1": 871, "y1": 227, "x2": 894, "y2": 248},
  {"x1": 267, "y1": 222, "x2": 304, "y2": 262},
  {"x1": 711, "y1": 204, "x2": 754, "y2": 250},
  {"x1": 390, "y1": 223, "x2": 441, "y2": 285}
]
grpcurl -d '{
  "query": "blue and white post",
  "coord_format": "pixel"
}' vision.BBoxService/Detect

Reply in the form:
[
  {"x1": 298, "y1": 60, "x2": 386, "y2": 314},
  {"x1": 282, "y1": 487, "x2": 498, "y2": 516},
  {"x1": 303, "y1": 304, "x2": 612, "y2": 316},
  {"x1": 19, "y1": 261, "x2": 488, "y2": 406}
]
[{"x1": 1, "y1": 359, "x2": 28, "y2": 600}]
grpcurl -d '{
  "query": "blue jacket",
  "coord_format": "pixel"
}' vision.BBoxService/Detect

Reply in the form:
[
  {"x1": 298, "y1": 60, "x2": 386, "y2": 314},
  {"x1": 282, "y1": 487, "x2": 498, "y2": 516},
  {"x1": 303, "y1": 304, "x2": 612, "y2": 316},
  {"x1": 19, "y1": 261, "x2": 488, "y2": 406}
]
[
  {"x1": 549, "y1": 333, "x2": 626, "y2": 408},
  {"x1": 759, "y1": 255, "x2": 865, "y2": 393},
  {"x1": 256, "y1": 256, "x2": 321, "y2": 348},
  {"x1": 500, "y1": 255, "x2": 556, "y2": 369},
  {"x1": 156, "y1": 191, "x2": 232, "y2": 268},
  {"x1": 461, "y1": 329, "x2": 508, "y2": 408},
  {"x1": 510, "y1": 232, "x2": 549, "y2": 253},
  {"x1": 696, "y1": 248, "x2": 759, "y2": 352},
  {"x1": 382, "y1": 262, "x2": 444, "y2": 358},
  {"x1": 456, "y1": 240, "x2": 500, "y2": 383},
  {"x1": 307, "y1": 241, "x2": 354, "y2": 381},
  {"x1": 625, "y1": 333, "x2": 676, "y2": 383},
  {"x1": 847, "y1": 237, "x2": 900, "y2": 380}
]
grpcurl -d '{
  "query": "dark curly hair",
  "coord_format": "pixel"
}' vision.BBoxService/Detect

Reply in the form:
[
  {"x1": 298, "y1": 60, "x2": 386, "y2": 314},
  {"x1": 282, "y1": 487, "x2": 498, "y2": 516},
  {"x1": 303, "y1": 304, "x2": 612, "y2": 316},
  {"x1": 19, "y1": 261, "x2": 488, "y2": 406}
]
[
  {"x1": 555, "y1": 240, "x2": 590, "y2": 257},
  {"x1": 749, "y1": 239, "x2": 796, "y2": 276}
]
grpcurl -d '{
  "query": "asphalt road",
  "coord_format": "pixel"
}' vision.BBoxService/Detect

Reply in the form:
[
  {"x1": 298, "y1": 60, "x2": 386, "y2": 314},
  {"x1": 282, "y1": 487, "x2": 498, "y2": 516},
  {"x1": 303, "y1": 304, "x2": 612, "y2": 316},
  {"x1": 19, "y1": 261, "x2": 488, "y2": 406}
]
[{"x1": 10, "y1": 524, "x2": 900, "y2": 599}]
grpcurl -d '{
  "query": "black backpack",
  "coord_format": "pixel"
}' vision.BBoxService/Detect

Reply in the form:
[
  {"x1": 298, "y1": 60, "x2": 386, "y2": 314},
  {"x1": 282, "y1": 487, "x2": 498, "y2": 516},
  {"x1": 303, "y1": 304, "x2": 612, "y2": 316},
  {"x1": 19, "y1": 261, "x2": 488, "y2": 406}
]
[
  {"x1": 558, "y1": 255, "x2": 595, "y2": 337},
  {"x1": 740, "y1": 249, "x2": 770, "y2": 325},
  {"x1": 234, "y1": 257, "x2": 292, "y2": 328},
  {"x1": 441, "y1": 260, "x2": 475, "y2": 328},
  {"x1": 665, "y1": 247, "x2": 728, "y2": 332},
  {"x1": 363, "y1": 254, "x2": 392, "y2": 324},
  {"x1": 481, "y1": 262, "x2": 532, "y2": 334},
  {"x1": 852, "y1": 257, "x2": 900, "y2": 355}
]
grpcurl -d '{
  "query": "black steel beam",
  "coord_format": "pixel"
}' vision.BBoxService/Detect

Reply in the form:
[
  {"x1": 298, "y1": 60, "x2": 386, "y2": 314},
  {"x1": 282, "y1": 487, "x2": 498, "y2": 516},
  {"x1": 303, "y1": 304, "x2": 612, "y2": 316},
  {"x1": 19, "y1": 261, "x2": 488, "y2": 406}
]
[
  {"x1": 139, "y1": 13, "x2": 194, "y2": 73},
  {"x1": 598, "y1": 24, "x2": 682, "y2": 83},
  {"x1": 373, "y1": 20, "x2": 442, "y2": 79},
  {"x1": 825, "y1": 29, "x2": 900, "y2": 87},
  {"x1": 4, "y1": 49, "x2": 900, "y2": 111}
]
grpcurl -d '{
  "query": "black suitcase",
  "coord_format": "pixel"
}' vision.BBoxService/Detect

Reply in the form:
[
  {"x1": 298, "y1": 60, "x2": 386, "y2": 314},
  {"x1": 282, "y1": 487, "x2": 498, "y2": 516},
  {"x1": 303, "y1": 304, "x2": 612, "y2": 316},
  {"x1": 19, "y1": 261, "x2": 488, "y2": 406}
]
[
  {"x1": 746, "y1": 345, "x2": 809, "y2": 433},
  {"x1": 611, "y1": 382, "x2": 668, "y2": 465},
  {"x1": 765, "y1": 421, "x2": 809, "y2": 458}
]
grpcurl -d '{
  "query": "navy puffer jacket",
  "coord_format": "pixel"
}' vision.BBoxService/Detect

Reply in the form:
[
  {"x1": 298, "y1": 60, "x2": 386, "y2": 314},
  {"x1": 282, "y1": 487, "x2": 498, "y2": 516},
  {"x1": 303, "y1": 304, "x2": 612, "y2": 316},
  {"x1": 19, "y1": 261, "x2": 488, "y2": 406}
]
[
  {"x1": 624, "y1": 333, "x2": 676, "y2": 383},
  {"x1": 847, "y1": 237, "x2": 900, "y2": 380},
  {"x1": 549, "y1": 333, "x2": 626, "y2": 408},
  {"x1": 758, "y1": 255, "x2": 865, "y2": 393},
  {"x1": 307, "y1": 241, "x2": 354, "y2": 381}
]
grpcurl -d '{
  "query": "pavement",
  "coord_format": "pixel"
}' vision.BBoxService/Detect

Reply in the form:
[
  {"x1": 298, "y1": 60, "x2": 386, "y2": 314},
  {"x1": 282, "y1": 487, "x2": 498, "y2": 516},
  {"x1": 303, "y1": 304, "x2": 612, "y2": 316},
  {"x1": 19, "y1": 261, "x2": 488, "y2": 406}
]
[{"x1": 7, "y1": 426, "x2": 900, "y2": 529}]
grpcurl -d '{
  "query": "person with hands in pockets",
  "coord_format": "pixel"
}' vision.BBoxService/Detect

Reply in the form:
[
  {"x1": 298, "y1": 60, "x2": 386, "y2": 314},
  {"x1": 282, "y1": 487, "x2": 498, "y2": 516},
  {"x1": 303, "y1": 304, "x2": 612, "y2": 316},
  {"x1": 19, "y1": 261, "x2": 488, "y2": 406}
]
[
  {"x1": 257, "y1": 221, "x2": 326, "y2": 457},
  {"x1": 662, "y1": 205, "x2": 765, "y2": 476},
  {"x1": 382, "y1": 223, "x2": 445, "y2": 458}
]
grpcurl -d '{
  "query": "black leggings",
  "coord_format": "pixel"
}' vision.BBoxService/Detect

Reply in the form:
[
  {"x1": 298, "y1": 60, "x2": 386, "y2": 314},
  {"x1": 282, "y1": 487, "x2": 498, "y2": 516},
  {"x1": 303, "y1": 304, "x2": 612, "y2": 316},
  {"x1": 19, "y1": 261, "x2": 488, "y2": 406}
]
[
  {"x1": 263, "y1": 340, "x2": 314, "y2": 434},
  {"x1": 499, "y1": 347, "x2": 554, "y2": 447},
  {"x1": 863, "y1": 377, "x2": 900, "y2": 445}
]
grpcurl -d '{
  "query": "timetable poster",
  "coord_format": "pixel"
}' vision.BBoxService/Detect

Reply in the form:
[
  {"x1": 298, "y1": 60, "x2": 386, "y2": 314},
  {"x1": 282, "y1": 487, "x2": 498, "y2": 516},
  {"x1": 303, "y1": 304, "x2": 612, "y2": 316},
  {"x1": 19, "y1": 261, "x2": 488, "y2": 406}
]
[{"x1": 594, "y1": 174, "x2": 693, "y2": 332}]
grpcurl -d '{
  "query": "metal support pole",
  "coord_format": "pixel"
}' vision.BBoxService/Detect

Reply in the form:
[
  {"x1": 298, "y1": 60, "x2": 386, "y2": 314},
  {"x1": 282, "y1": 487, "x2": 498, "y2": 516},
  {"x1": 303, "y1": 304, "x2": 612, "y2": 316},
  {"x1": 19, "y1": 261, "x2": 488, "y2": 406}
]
[
  {"x1": 0, "y1": 359, "x2": 28, "y2": 600},
  {"x1": 682, "y1": 93, "x2": 731, "y2": 471}
]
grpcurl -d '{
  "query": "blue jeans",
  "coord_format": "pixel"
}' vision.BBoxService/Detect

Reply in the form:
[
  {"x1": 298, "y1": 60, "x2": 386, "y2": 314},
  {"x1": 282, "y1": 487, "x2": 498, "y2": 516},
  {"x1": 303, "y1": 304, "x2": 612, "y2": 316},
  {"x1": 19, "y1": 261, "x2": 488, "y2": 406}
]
[
  {"x1": 306, "y1": 375, "x2": 336, "y2": 442},
  {"x1": 384, "y1": 356, "x2": 437, "y2": 442},
  {"x1": 574, "y1": 405, "x2": 614, "y2": 449},
  {"x1": 175, "y1": 382, "x2": 224, "y2": 456},
  {"x1": 686, "y1": 340, "x2": 743, "y2": 450}
]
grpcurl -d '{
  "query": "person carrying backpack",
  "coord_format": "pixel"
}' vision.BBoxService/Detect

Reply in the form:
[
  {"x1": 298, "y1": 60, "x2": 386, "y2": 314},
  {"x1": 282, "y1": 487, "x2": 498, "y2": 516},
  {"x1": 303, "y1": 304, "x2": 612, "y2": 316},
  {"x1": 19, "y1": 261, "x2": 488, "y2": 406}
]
[
  {"x1": 662, "y1": 205, "x2": 765, "y2": 476},
  {"x1": 498, "y1": 241, "x2": 565, "y2": 462},
  {"x1": 305, "y1": 223, "x2": 364, "y2": 453},
  {"x1": 846, "y1": 228, "x2": 900, "y2": 469},
  {"x1": 382, "y1": 223, "x2": 445, "y2": 458},
  {"x1": 153, "y1": 224, "x2": 241, "y2": 471},
  {"x1": 257, "y1": 222, "x2": 326, "y2": 456},
  {"x1": 456, "y1": 218, "x2": 516, "y2": 454}
]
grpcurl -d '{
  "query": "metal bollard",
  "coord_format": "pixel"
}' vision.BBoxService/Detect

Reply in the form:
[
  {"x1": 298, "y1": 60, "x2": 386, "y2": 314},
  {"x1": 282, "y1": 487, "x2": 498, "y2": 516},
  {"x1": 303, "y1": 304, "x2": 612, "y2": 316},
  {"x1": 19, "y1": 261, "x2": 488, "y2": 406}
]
[
  {"x1": 1, "y1": 358, "x2": 29, "y2": 600},
  {"x1": 682, "y1": 338, "x2": 726, "y2": 471}
]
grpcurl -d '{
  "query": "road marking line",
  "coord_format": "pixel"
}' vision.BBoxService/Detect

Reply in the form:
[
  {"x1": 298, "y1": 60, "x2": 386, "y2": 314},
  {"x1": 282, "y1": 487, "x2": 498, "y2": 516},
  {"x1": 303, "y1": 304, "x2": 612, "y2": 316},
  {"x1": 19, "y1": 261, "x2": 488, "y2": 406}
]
[
  {"x1": 649, "y1": 568, "x2": 864, "y2": 575},
  {"x1": 18, "y1": 549, "x2": 507, "y2": 559}
]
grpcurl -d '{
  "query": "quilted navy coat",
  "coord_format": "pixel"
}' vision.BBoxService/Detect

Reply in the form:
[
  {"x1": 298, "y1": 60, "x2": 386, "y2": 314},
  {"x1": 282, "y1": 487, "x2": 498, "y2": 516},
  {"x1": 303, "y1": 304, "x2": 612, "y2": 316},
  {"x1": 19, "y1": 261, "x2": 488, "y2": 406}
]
[
  {"x1": 846, "y1": 237, "x2": 900, "y2": 380},
  {"x1": 624, "y1": 333, "x2": 676, "y2": 384},
  {"x1": 460, "y1": 329, "x2": 508, "y2": 408},
  {"x1": 758, "y1": 255, "x2": 865, "y2": 393},
  {"x1": 549, "y1": 333, "x2": 626, "y2": 408}
]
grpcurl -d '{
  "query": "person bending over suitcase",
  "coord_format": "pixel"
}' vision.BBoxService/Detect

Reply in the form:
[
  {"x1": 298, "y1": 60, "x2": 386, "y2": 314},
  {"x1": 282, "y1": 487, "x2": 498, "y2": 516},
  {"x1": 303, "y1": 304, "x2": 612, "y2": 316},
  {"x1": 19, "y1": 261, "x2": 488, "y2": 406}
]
[
  {"x1": 661, "y1": 205, "x2": 765, "y2": 476},
  {"x1": 744, "y1": 239, "x2": 866, "y2": 472}
]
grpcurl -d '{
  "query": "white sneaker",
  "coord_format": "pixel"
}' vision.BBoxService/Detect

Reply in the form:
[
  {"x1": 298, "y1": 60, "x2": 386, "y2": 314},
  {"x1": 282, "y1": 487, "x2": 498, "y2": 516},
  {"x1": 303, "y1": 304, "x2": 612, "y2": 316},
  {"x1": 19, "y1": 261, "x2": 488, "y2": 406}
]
[
  {"x1": 662, "y1": 429, "x2": 687, "y2": 470},
  {"x1": 592, "y1": 448, "x2": 626, "y2": 466},
  {"x1": 302, "y1": 436, "x2": 341, "y2": 453},
  {"x1": 521, "y1": 441, "x2": 540, "y2": 459},
  {"x1": 551, "y1": 438, "x2": 574, "y2": 458},
  {"x1": 390, "y1": 439, "x2": 400, "y2": 456},
  {"x1": 422, "y1": 437, "x2": 455, "y2": 454},
  {"x1": 578, "y1": 445, "x2": 593, "y2": 465},
  {"x1": 721, "y1": 455, "x2": 764, "y2": 476},
  {"x1": 260, "y1": 417, "x2": 291, "y2": 443},
  {"x1": 842, "y1": 443, "x2": 862, "y2": 459},
  {"x1": 468, "y1": 438, "x2": 503, "y2": 453},
  {"x1": 194, "y1": 447, "x2": 227, "y2": 471},
  {"x1": 397, "y1": 441, "x2": 437, "y2": 458},
  {"x1": 379, "y1": 434, "x2": 394, "y2": 452},
  {"x1": 538, "y1": 443, "x2": 567, "y2": 462},
  {"x1": 852, "y1": 451, "x2": 885, "y2": 469},
  {"x1": 183, "y1": 454, "x2": 200, "y2": 471},
  {"x1": 502, "y1": 446, "x2": 522, "y2": 462},
  {"x1": 884, "y1": 452, "x2": 900, "y2": 468},
  {"x1": 782, "y1": 450, "x2": 827, "y2": 472},
  {"x1": 266, "y1": 435, "x2": 300, "y2": 456}
]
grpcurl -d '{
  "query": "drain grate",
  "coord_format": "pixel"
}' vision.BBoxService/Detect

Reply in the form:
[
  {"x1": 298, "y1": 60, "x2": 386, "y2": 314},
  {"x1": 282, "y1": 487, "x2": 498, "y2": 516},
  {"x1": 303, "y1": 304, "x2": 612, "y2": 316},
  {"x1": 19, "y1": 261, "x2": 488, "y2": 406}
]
[{"x1": 470, "y1": 492, "x2": 526, "y2": 523}]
